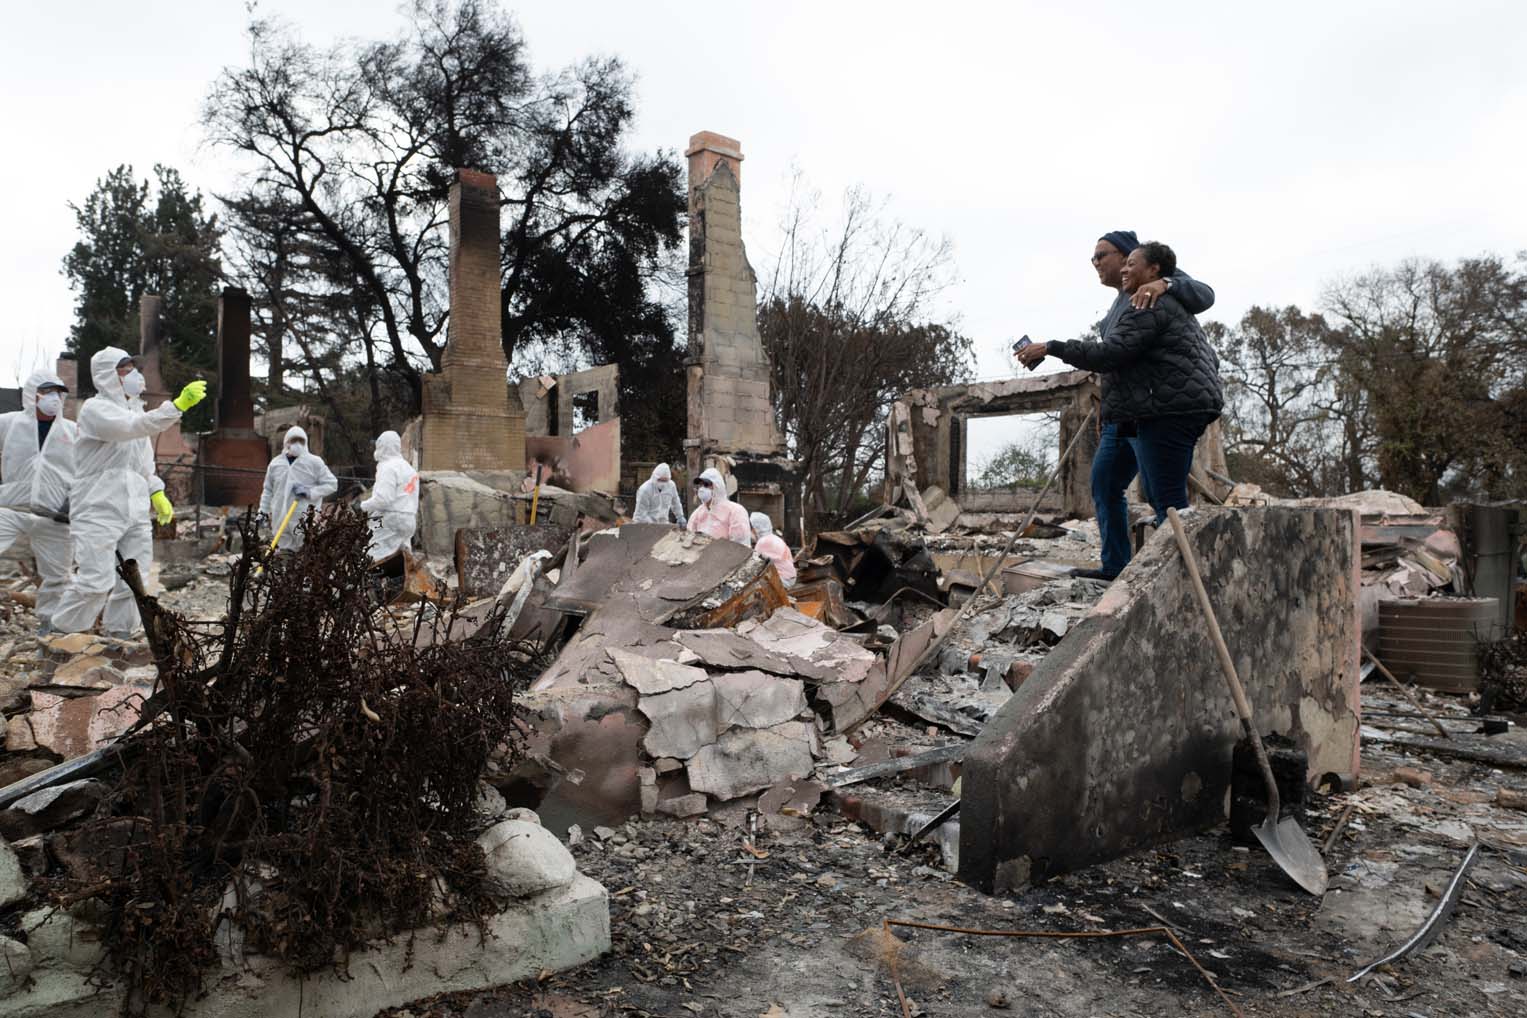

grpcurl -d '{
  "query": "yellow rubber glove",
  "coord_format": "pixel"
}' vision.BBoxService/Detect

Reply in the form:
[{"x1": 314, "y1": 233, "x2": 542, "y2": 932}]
[
  {"x1": 150, "y1": 491, "x2": 174, "y2": 527},
  {"x1": 173, "y1": 379, "x2": 207, "y2": 412}
]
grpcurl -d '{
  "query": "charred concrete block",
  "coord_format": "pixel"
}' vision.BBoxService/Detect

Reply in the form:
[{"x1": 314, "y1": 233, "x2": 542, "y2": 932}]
[{"x1": 958, "y1": 507, "x2": 1361, "y2": 894}]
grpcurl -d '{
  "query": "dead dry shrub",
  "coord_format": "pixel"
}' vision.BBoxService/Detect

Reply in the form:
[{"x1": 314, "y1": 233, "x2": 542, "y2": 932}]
[{"x1": 46, "y1": 508, "x2": 532, "y2": 1013}]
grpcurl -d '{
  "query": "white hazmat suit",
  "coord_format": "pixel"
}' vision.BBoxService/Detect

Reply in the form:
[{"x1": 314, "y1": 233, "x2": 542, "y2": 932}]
[
  {"x1": 50, "y1": 348, "x2": 184, "y2": 636},
  {"x1": 359, "y1": 430, "x2": 419, "y2": 561},
  {"x1": 258, "y1": 425, "x2": 338, "y2": 550},
  {"x1": 632, "y1": 463, "x2": 684, "y2": 524},
  {"x1": 0, "y1": 370, "x2": 77, "y2": 629}
]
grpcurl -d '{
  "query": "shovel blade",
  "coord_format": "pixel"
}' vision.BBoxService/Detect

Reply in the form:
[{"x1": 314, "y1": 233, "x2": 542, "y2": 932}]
[{"x1": 1253, "y1": 817, "x2": 1329, "y2": 896}]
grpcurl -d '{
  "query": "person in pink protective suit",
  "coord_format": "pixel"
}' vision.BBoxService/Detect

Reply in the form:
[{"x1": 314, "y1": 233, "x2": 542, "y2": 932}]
[
  {"x1": 685, "y1": 467, "x2": 751, "y2": 546},
  {"x1": 749, "y1": 511, "x2": 795, "y2": 586}
]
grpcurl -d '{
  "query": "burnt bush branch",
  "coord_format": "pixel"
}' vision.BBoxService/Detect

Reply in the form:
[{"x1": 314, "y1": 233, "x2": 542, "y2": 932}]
[{"x1": 49, "y1": 507, "x2": 532, "y2": 1013}]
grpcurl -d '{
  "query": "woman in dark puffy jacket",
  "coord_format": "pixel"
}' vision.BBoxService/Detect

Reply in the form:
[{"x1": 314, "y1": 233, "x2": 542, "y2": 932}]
[{"x1": 1017, "y1": 240, "x2": 1223, "y2": 539}]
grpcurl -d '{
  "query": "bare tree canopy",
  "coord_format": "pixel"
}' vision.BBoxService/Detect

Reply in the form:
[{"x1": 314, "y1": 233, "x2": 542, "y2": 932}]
[
  {"x1": 205, "y1": 0, "x2": 686, "y2": 454},
  {"x1": 1213, "y1": 254, "x2": 1527, "y2": 503},
  {"x1": 759, "y1": 178, "x2": 972, "y2": 528}
]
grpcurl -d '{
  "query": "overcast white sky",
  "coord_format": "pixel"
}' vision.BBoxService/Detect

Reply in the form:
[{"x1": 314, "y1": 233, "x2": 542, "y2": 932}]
[{"x1": 2, "y1": 0, "x2": 1524, "y2": 465}]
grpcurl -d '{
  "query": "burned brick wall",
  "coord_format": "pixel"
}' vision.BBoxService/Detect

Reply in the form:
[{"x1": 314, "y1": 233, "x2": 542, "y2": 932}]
[{"x1": 419, "y1": 169, "x2": 526, "y2": 472}]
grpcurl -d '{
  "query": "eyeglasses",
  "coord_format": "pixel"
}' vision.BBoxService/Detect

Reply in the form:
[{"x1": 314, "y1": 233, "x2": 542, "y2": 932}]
[{"x1": 1090, "y1": 251, "x2": 1116, "y2": 264}]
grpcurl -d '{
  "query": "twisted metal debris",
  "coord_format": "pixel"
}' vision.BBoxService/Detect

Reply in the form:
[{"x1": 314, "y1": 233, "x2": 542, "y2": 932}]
[{"x1": 46, "y1": 508, "x2": 533, "y2": 1013}]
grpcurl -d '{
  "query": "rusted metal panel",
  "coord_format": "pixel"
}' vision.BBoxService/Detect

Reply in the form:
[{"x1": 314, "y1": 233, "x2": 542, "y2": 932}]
[{"x1": 671, "y1": 562, "x2": 789, "y2": 630}]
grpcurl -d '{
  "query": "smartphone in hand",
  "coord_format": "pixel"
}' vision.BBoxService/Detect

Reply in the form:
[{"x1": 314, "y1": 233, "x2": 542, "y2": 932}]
[{"x1": 1012, "y1": 334, "x2": 1038, "y2": 371}]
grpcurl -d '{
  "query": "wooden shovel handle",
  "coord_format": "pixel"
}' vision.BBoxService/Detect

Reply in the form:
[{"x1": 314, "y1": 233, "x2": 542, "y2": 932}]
[{"x1": 1167, "y1": 508, "x2": 1282, "y2": 820}]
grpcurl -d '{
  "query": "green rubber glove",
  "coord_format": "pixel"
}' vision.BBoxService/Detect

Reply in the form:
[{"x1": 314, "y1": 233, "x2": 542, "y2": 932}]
[
  {"x1": 150, "y1": 491, "x2": 174, "y2": 527},
  {"x1": 173, "y1": 379, "x2": 207, "y2": 412}
]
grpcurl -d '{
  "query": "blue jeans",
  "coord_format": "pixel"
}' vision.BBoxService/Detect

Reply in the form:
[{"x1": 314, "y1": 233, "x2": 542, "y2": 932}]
[
  {"x1": 1135, "y1": 414, "x2": 1216, "y2": 525},
  {"x1": 1091, "y1": 423, "x2": 1147, "y2": 578}
]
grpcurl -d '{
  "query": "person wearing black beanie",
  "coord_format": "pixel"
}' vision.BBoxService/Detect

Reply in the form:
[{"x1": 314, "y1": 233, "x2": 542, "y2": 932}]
[{"x1": 1015, "y1": 235, "x2": 1219, "y2": 580}]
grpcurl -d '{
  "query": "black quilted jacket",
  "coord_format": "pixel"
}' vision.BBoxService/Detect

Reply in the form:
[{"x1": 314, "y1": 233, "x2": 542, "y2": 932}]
[{"x1": 1049, "y1": 294, "x2": 1224, "y2": 423}]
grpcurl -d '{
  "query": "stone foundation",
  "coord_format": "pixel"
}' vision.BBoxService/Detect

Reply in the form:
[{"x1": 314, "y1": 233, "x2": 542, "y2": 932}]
[{"x1": 1, "y1": 876, "x2": 608, "y2": 1018}]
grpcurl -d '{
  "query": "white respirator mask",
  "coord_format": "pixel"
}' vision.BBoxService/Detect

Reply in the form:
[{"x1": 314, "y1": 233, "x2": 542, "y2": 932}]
[
  {"x1": 287, "y1": 442, "x2": 306, "y2": 457},
  {"x1": 698, "y1": 487, "x2": 713, "y2": 505},
  {"x1": 120, "y1": 370, "x2": 146, "y2": 398},
  {"x1": 37, "y1": 393, "x2": 64, "y2": 418}
]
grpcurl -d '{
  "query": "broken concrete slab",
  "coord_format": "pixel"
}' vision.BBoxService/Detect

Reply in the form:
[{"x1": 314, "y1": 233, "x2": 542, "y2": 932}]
[
  {"x1": 736, "y1": 608, "x2": 878, "y2": 685},
  {"x1": 532, "y1": 611, "x2": 683, "y2": 691},
  {"x1": 959, "y1": 507, "x2": 1362, "y2": 894},
  {"x1": 637, "y1": 681, "x2": 718, "y2": 761},
  {"x1": 39, "y1": 656, "x2": 124, "y2": 693},
  {"x1": 609, "y1": 649, "x2": 708, "y2": 696},
  {"x1": 657, "y1": 792, "x2": 707, "y2": 818},
  {"x1": 674, "y1": 629, "x2": 833, "y2": 683},
  {"x1": 686, "y1": 722, "x2": 815, "y2": 800},
  {"x1": 712, "y1": 671, "x2": 806, "y2": 730}
]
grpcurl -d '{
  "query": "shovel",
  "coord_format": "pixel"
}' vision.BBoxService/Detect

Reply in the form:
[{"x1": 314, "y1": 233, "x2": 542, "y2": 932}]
[{"x1": 1167, "y1": 508, "x2": 1328, "y2": 896}]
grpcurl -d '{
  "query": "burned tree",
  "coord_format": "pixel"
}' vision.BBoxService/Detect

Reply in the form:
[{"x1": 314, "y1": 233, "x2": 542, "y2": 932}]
[
  {"x1": 205, "y1": 0, "x2": 685, "y2": 450},
  {"x1": 759, "y1": 178, "x2": 972, "y2": 530},
  {"x1": 46, "y1": 509, "x2": 533, "y2": 1011}
]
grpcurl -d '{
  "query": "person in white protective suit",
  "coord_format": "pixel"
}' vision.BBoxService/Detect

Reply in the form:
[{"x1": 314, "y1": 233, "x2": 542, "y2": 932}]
[
  {"x1": 632, "y1": 462, "x2": 684, "y2": 524},
  {"x1": 50, "y1": 348, "x2": 206, "y2": 636},
  {"x1": 0, "y1": 371, "x2": 77, "y2": 633},
  {"x1": 258, "y1": 425, "x2": 338, "y2": 550},
  {"x1": 749, "y1": 511, "x2": 797, "y2": 586},
  {"x1": 686, "y1": 467, "x2": 752, "y2": 546},
  {"x1": 359, "y1": 430, "x2": 419, "y2": 561}
]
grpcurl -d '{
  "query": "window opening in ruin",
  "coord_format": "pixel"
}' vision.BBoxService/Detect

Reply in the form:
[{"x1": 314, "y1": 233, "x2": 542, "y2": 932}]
[
  {"x1": 965, "y1": 412, "x2": 1060, "y2": 492},
  {"x1": 572, "y1": 391, "x2": 599, "y2": 432}
]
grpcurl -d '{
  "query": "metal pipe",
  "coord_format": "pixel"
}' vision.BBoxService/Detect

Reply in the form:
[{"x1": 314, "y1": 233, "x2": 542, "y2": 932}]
[{"x1": 1348, "y1": 842, "x2": 1480, "y2": 982}]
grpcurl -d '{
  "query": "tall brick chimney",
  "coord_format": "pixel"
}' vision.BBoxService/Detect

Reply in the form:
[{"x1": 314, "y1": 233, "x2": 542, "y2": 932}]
[
  {"x1": 684, "y1": 131, "x2": 782, "y2": 474},
  {"x1": 418, "y1": 169, "x2": 525, "y2": 471},
  {"x1": 215, "y1": 287, "x2": 256, "y2": 430},
  {"x1": 199, "y1": 287, "x2": 268, "y2": 507}
]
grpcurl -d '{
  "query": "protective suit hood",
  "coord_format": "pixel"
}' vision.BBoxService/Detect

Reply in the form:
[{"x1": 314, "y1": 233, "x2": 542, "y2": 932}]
[
  {"x1": 375, "y1": 430, "x2": 402, "y2": 461},
  {"x1": 24, "y1": 370, "x2": 67, "y2": 417},
  {"x1": 91, "y1": 347, "x2": 133, "y2": 405},
  {"x1": 749, "y1": 512, "x2": 774, "y2": 537},
  {"x1": 696, "y1": 467, "x2": 730, "y2": 506},
  {"x1": 284, "y1": 425, "x2": 309, "y2": 449},
  {"x1": 651, "y1": 463, "x2": 672, "y2": 484}
]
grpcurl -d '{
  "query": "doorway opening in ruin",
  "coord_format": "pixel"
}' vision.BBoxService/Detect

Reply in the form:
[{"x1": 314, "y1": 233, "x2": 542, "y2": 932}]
[{"x1": 963, "y1": 412, "x2": 1060, "y2": 494}]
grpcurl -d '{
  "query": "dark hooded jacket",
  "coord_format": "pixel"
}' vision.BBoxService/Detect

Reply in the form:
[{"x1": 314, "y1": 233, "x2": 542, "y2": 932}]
[{"x1": 1048, "y1": 293, "x2": 1224, "y2": 423}]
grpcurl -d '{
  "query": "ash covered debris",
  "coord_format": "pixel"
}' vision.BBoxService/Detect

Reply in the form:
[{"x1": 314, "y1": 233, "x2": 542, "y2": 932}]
[{"x1": 0, "y1": 510, "x2": 614, "y2": 1016}]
